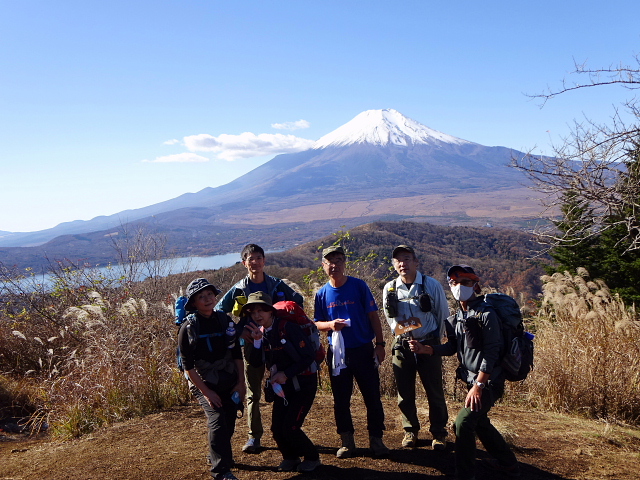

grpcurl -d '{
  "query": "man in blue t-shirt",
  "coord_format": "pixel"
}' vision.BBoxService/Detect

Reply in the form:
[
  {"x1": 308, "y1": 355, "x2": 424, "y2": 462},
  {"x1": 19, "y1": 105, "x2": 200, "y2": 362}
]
[{"x1": 314, "y1": 245, "x2": 389, "y2": 458}]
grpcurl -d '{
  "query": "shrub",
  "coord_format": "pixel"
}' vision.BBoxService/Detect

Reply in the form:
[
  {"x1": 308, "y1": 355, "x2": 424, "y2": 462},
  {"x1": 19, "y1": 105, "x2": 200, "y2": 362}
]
[
  {"x1": 0, "y1": 259, "x2": 191, "y2": 437},
  {"x1": 528, "y1": 269, "x2": 640, "y2": 423}
]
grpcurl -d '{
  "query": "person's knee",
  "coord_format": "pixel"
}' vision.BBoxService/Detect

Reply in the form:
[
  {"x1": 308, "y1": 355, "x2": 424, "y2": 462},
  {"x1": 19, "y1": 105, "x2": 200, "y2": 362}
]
[{"x1": 454, "y1": 412, "x2": 475, "y2": 437}]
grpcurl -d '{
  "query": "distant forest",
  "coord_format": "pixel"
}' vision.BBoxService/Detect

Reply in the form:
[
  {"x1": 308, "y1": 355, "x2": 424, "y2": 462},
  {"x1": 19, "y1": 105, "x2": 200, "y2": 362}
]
[
  {"x1": 267, "y1": 221, "x2": 549, "y2": 300},
  {"x1": 1, "y1": 220, "x2": 550, "y2": 301}
]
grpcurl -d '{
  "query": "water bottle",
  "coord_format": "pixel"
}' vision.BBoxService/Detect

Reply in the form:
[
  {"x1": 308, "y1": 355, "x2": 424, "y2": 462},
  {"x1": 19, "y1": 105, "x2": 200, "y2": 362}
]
[{"x1": 226, "y1": 321, "x2": 236, "y2": 349}]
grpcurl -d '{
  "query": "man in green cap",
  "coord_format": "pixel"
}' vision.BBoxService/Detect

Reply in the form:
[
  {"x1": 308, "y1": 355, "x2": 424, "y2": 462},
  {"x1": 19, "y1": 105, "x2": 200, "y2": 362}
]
[
  {"x1": 382, "y1": 245, "x2": 450, "y2": 450},
  {"x1": 313, "y1": 245, "x2": 390, "y2": 458}
]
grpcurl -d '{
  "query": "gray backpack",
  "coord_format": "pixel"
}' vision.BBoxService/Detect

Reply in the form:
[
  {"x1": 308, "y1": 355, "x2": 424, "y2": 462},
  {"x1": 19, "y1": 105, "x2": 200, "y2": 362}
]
[{"x1": 482, "y1": 293, "x2": 534, "y2": 382}]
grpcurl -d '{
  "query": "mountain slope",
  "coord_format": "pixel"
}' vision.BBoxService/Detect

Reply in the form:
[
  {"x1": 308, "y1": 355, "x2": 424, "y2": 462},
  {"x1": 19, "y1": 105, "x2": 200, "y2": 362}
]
[{"x1": 0, "y1": 109, "x2": 532, "y2": 248}]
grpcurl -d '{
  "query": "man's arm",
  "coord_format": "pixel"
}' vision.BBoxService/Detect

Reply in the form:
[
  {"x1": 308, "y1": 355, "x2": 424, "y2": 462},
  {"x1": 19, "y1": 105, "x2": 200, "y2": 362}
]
[
  {"x1": 313, "y1": 289, "x2": 347, "y2": 332},
  {"x1": 466, "y1": 369, "x2": 490, "y2": 412},
  {"x1": 368, "y1": 310, "x2": 386, "y2": 363},
  {"x1": 186, "y1": 368, "x2": 223, "y2": 408},
  {"x1": 232, "y1": 359, "x2": 246, "y2": 402},
  {"x1": 266, "y1": 275, "x2": 304, "y2": 308},
  {"x1": 417, "y1": 315, "x2": 457, "y2": 356},
  {"x1": 215, "y1": 286, "x2": 238, "y2": 313},
  {"x1": 315, "y1": 319, "x2": 349, "y2": 332}
]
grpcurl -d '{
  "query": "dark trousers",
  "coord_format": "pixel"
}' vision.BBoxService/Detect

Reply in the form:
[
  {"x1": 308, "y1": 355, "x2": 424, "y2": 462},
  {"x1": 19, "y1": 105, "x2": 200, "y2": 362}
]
[
  {"x1": 271, "y1": 373, "x2": 319, "y2": 461},
  {"x1": 392, "y1": 336, "x2": 448, "y2": 438},
  {"x1": 328, "y1": 342, "x2": 386, "y2": 438},
  {"x1": 453, "y1": 382, "x2": 517, "y2": 480},
  {"x1": 192, "y1": 386, "x2": 238, "y2": 475}
]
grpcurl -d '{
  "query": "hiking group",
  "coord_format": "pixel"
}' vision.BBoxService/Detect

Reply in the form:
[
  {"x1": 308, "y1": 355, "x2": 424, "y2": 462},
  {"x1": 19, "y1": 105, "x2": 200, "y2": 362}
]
[{"x1": 176, "y1": 243, "x2": 529, "y2": 480}]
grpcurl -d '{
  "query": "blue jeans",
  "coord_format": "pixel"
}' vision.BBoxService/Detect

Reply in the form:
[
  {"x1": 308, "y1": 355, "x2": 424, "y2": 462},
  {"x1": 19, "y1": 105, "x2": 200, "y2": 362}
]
[{"x1": 328, "y1": 342, "x2": 386, "y2": 438}]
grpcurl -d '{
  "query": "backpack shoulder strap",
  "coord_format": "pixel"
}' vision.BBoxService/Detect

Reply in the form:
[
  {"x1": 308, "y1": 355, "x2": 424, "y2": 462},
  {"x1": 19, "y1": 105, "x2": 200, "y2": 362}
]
[
  {"x1": 268, "y1": 277, "x2": 282, "y2": 298},
  {"x1": 216, "y1": 311, "x2": 229, "y2": 329},
  {"x1": 277, "y1": 317, "x2": 296, "y2": 346},
  {"x1": 183, "y1": 313, "x2": 200, "y2": 350},
  {"x1": 420, "y1": 272, "x2": 428, "y2": 293},
  {"x1": 185, "y1": 312, "x2": 198, "y2": 330}
]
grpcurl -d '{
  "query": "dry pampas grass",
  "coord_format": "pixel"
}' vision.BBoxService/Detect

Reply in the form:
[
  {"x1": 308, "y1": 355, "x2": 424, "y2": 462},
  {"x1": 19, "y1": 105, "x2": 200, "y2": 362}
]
[{"x1": 530, "y1": 269, "x2": 640, "y2": 423}]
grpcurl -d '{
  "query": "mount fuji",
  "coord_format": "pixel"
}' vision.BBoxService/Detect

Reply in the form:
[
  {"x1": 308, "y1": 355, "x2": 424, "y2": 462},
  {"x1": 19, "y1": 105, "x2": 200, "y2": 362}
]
[
  {"x1": 0, "y1": 109, "x2": 537, "y2": 255},
  {"x1": 142, "y1": 108, "x2": 525, "y2": 210},
  {"x1": 313, "y1": 108, "x2": 471, "y2": 148}
]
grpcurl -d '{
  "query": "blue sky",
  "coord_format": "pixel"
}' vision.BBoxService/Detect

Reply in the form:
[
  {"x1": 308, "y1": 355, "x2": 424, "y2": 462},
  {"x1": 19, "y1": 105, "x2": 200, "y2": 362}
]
[{"x1": 1, "y1": 0, "x2": 639, "y2": 232}]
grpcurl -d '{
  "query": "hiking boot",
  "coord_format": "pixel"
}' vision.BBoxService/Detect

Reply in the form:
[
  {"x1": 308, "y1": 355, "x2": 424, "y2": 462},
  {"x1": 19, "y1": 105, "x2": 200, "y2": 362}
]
[
  {"x1": 296, "y1": 458, "x2": 322, "y2": 472},
  {"x1": 401, "y1": 431, "x2": 417, "y2": 448},
  {"x1": 431, "y1": 435, "x2": 447, "y2": 451},
  {"x1": 242, "y1": 437, "x2": 261, "y2": 453},
  {"x1": 369, "y1": 435, "x2": 391, "y2": 456},
  {"x1": 277, "y1": 457, "x2": 301, "y2": 472},
  {"x1": 215, "y1": 472, "x2": 239, "y2": 480},
  {"x1": 482, "y1": 458, "x2": 521, "y2": 478},
  {"x1": 336, "y1": 432, "x2": 356, "y2": 458}
]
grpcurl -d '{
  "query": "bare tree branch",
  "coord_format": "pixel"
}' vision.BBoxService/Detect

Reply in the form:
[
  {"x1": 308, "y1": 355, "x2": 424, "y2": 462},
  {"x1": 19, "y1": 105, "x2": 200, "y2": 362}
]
[
  {"x1": 529, "y1": 55, "x2": 640, "y2": 106},
  {"x1": 512, "y1": 97, "x2": 640, "y2": 253}
]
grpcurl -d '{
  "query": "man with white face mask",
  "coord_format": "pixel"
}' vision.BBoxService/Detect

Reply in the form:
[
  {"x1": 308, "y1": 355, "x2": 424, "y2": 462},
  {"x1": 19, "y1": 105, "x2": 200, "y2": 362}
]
[{"x1": 414, "y1": 265, "x2": 519, "y2": 480}]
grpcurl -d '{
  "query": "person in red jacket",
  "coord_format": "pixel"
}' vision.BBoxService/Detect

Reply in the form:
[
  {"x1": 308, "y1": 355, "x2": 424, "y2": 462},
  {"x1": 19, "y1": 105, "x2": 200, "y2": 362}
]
[{"x1": 243, "y1": 291, "x2": 321, "y2": 473}]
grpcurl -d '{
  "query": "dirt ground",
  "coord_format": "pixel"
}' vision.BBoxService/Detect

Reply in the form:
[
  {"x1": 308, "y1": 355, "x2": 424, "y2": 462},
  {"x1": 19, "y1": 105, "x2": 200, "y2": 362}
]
[{"x1": 2, "y1": 392, "x2": 639, "y2": 480}]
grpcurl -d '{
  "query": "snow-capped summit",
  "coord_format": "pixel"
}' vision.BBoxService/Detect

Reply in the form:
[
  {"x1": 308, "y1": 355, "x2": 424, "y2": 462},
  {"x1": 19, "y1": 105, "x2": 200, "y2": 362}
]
[{"x1": 313, "y1": 108, "x2": 471, "y2": 149}]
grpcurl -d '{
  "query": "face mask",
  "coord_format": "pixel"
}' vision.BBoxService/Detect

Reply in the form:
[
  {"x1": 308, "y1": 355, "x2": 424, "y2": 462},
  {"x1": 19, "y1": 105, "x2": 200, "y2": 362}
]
[{"x1": 451, "y1": 284, "x2": 475, "y2": 302}]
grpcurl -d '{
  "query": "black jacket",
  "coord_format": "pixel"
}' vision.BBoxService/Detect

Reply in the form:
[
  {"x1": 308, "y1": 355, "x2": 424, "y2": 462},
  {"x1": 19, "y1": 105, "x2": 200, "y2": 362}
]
[{"x1": 249, "y1": 317, "x2": 315, "y2": 381}]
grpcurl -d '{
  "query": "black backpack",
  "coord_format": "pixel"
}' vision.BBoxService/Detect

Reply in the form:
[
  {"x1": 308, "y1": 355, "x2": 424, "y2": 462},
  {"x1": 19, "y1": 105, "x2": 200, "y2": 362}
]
[
  {"x1": 174, "y1": 295, "x2": 233, "y2": 372},
  {"x1": 482, "y1": 293, "x2": 534, "y2": 382}
]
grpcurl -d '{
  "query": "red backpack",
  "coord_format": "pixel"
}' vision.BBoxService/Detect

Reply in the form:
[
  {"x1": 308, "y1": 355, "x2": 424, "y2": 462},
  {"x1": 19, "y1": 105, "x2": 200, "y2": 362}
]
[{"x1": 273, "y1": 300, "x2": 326, "y2": 374}]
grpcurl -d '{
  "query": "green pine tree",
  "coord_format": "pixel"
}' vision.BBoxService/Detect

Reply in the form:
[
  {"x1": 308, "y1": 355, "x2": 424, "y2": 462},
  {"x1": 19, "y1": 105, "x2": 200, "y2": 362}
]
[
  {"x1": 549, "y1": 141, "x2": 640, "y2": 304},
  {"x1": 548, "y1": 189, "x2": 602, "y2": 275}
]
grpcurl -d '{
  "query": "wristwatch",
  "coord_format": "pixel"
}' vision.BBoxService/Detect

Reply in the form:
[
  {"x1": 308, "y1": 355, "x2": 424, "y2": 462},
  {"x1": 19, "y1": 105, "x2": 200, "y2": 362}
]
[
  {"x1": 375, "y1": 341, "x2": 386, "y2": 347},
  {"x1": 474, "y1": 381, "x2": 485, "y2": 389}
]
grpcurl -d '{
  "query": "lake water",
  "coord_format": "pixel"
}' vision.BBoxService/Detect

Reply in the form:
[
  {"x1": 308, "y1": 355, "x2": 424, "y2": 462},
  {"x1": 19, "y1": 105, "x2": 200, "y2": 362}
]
[
  {"x1": 168, "y1": 252, "x2": 241, "y2": 272},
  {"x1": 2, "y1": 253, "x2": 242, "y2": 292}
]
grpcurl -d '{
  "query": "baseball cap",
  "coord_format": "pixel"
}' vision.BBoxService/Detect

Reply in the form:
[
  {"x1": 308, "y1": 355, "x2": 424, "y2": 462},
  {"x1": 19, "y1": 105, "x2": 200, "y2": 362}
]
[
  {"x1": 322, "y1": 245, "x2": 345, "y2": 258},
  {"x1": 447, "y1": 265, "x2": 480, "y2": 282},
  {"x1": 392, "y1": 245, "x2": 415, "y2": 258}
]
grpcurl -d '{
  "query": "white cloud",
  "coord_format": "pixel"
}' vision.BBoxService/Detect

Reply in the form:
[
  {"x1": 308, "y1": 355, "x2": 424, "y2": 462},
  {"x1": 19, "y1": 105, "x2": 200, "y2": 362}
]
[
  {"x1": 163, "y1": 139, "x2": 181, "y2": 145},
  {"x1": 271, "y1": 119, "x2": 311, "y2": 131},
  {"x1": 183, "y1": 132, "x2": 315, "y2": 161},
  {"x1": 143, "y1": 153, "x2": 210, "y2": 163}
]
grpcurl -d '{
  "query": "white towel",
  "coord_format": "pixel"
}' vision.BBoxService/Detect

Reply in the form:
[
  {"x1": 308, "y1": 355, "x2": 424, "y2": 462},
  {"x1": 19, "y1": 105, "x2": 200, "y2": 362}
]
[{"x1": 331, "y1": 330, "x2": 347, "y2": 376}]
